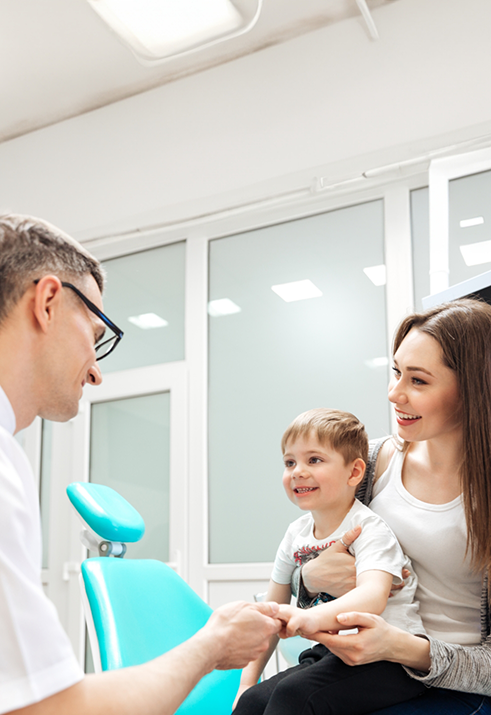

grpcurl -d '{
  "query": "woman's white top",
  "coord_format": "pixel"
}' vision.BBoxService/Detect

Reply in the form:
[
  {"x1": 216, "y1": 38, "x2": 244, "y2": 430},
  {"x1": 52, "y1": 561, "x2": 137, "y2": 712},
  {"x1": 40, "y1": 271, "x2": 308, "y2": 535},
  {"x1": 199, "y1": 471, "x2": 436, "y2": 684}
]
[
  {"x1": 0, "y1": 387, "x2": 83, "y2": 713},
  {"x1": 370, "y1": 446, "x2": 482, "y2": 646}
]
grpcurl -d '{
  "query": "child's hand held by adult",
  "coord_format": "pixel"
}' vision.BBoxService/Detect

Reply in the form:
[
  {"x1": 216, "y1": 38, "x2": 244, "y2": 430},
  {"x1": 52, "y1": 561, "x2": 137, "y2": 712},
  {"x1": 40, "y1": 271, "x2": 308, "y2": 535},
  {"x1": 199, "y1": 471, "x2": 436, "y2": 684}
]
[{"x1": 206, "y1": 600, "x2": 282, "y2": 670}]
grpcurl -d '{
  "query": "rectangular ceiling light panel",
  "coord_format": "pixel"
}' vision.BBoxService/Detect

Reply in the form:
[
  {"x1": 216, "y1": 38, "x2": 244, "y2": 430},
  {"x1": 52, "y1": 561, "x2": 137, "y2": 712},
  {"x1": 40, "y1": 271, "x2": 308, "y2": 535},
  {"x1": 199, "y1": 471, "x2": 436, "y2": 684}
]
[
  {"x1": 208, "y1": 298, "x2": 241, "y2": 317},
  {"x1": 363, "y1": 264, "x2": 386, "y2": 286},
  {"x1": 460, "y1": 217, "x2": 484, "y2": 228},
  {"x1": 271, "y1": 279, "x2": 323, "y2": 303},
  {"x1": 87, "y1": 0, "x2": 243, "y2": 60},
  {"x1": 460, "y1": 240, "x2": 491, "y2": 267},
  {"x1": 128, "y1": 312, "x2": 169, "y2": 329}
]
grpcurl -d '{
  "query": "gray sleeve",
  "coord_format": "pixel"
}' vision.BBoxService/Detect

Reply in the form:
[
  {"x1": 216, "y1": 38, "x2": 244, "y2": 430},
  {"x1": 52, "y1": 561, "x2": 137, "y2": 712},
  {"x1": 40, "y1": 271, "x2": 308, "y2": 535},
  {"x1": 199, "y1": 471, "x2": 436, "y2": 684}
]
[{"x1": 404, "y1": 635, "x2": 491, "y2": 696}]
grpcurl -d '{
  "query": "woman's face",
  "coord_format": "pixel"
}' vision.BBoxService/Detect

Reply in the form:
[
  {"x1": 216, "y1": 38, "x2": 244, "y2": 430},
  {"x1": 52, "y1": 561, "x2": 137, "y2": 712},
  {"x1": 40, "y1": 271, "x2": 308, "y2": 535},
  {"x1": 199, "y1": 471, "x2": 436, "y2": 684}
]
[{"x1": 388, "y1": 328, "x2": 461, "y2": 443}]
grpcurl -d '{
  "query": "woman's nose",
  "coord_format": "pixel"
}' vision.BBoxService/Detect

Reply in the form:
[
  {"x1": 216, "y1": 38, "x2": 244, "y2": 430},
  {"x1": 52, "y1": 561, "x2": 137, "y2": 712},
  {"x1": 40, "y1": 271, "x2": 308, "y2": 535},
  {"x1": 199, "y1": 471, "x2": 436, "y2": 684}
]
[{"x1": 388, "y1": 377, "x2": 405, "y2": 404}]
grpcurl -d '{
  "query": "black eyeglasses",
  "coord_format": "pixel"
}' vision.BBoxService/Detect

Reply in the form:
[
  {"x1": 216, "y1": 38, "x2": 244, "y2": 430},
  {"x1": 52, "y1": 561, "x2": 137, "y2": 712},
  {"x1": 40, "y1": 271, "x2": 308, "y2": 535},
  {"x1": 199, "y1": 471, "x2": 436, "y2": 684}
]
[{"x1": 34, "y1": 279, "x2": 124, "y2": 360}]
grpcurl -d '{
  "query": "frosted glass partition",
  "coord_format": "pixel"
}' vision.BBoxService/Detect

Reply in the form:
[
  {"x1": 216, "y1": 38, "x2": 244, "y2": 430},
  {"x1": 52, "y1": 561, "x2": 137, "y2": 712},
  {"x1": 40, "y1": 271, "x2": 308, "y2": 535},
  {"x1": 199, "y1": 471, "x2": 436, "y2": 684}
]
[
  {"x1": 100, "y1": 241, "x2": 185, "y2": 374},
  {"x1": 89, "y1": 392, "x2": 171, "y2": 562},
  {"x1": 411, "y1": 187, "x2": 430, "y2": 310},
  {"x1": 449, "y1": 170, "x2": 491, "y2": 285},
  {"x1": 208, "y1": 201, "x2": 389, "y2": 564}
]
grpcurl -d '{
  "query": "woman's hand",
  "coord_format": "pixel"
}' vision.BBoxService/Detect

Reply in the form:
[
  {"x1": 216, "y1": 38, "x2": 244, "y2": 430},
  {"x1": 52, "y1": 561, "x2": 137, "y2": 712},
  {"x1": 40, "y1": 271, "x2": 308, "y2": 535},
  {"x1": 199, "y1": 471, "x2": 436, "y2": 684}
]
[
  {"x1": 312, "y1": 611, "x2": 431, "y2": 672},
  {"x1": 301, "y1": 526, "x2": 360, "y2": 597}
]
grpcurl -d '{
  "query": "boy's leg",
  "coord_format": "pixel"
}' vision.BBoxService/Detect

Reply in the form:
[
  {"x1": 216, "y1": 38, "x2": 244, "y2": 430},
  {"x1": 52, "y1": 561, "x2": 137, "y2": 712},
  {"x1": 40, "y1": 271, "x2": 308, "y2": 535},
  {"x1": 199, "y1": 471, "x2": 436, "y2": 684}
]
[
  {"x1": 233, "y1": 661, "x2": 312, "y2": 715},
  {"x1": 260, "y1": 645, "x2": 427, "y2": 715}
]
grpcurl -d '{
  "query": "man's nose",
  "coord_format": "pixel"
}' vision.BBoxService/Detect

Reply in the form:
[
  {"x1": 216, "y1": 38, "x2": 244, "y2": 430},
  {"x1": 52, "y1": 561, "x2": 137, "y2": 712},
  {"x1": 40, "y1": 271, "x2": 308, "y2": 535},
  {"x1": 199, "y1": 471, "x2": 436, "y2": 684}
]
[{"x1": 87, "y1": 362, "x2": 103, "y2": 386}]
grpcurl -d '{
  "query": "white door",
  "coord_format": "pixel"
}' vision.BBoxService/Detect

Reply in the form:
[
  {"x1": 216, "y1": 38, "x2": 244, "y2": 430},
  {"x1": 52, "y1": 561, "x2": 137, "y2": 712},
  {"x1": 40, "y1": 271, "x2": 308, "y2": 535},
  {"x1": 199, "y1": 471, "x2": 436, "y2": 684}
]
[{"x1": 40, "y1": 361, "x2": 187, "y2": 667}]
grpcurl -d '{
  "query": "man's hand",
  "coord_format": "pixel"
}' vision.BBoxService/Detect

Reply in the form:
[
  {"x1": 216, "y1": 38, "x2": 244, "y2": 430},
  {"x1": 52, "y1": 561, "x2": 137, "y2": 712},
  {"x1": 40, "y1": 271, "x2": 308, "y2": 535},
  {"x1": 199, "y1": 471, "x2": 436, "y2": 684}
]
[
  {"x1": 276, "y1": 604, "x2": 320, "y2": 638},
  {"x1": 203, "y1": 601, "x2": 282, "y2": 670},
  {"x1": 301, "y1": 526, "x2": 360, "y2": 598}
]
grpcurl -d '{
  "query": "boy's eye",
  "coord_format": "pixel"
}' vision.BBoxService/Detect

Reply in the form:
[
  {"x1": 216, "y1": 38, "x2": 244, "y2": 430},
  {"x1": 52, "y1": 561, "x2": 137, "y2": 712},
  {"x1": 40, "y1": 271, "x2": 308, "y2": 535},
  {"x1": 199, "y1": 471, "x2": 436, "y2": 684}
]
[
  {"x1": 310, "y1": 457, "x2": 322, "y2": 464},
  {"x1": 284, "y1": 460, "x2": 295, "y2": 468}
]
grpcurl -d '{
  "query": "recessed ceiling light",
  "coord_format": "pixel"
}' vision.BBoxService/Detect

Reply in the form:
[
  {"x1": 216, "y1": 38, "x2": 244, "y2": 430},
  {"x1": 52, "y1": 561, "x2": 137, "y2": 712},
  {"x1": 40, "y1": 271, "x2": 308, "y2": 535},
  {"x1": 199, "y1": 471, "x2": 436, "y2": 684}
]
[
  {"x1": 460, "y1": 240, "x2": 491, "y2": 267},
  {"x1": 363, "y1": 264, "x2": 386, "y2": 286},
  {"x1": 87, "y1": 0, "x2": 243, "y2": 61},
  {"x1": 460, "y1": 217, "x2": 484, "y2": 228},
  {"x1": 128, "y1": 313, "x2": 169, "y2": 329},
  {"x1": 208, "y1": 298, "x2": 241, "y2": 317},
  {"x1": 365, "y1": 357, "x2": 389, "y2": 369},
  {"x1": 271, "y1": 279, "x2": 323, "y2": 303}
]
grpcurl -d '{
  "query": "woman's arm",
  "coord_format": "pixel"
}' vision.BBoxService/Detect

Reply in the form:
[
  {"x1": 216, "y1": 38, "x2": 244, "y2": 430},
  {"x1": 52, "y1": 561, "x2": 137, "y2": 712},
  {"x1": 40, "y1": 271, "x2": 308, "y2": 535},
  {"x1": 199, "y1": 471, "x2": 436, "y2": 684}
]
[
  {"x1": 313, "y1": 612, "x2": 491, "y2": 696},
  {"x1": 299, "y1": 526, "x2": 360, "y2": 598}
]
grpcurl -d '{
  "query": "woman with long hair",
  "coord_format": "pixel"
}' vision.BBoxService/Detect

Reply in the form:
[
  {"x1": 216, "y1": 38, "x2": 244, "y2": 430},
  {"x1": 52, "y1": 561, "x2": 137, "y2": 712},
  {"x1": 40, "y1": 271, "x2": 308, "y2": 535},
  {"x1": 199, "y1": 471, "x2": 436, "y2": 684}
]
[{"x1": 297, "y1": 298, "x2": 491, "y2": 714}]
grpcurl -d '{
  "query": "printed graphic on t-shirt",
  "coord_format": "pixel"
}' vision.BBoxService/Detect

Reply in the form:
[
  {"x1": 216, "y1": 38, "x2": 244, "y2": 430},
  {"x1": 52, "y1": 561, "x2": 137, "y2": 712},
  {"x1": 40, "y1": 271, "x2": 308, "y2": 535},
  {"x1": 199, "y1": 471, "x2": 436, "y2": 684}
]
[{"x1": 293, "y1": 540, "x2": 336, "y2": 565}]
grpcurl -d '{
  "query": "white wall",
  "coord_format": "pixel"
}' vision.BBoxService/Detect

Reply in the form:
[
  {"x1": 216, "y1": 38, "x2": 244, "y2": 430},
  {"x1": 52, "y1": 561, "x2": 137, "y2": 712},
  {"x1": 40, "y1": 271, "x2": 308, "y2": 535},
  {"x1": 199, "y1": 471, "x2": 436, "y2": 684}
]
[{"x1": 1, "y1": 0, "x2": 491, "y2": 240}]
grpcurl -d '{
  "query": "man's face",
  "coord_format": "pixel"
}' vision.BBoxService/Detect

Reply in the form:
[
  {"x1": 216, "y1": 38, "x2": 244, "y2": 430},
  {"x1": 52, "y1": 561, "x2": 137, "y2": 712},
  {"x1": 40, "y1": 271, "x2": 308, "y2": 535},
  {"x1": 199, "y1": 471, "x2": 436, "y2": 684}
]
[{"x1": 39, "y1": 275, "x2": 104, "y2": 422}]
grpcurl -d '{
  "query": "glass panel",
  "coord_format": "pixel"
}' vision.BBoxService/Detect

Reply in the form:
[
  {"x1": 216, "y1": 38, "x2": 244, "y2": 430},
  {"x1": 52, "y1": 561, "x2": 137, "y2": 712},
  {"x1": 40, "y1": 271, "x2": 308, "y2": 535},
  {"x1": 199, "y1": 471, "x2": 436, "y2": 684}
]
[
  {"x1": 449, "y1": 169, "x2": 491, "y2": 286},
  {"x1": 85, "y1": 630, "x2": 95, "y2": 675},
  {"x1": 208, "y1": 201, "x2": 389, "y2": 564},
  {"x1": 40, "y1": 420, "x2": 53, "y2": 570},
  {"x1": 411, "y1": 186, "x2": 430, "y2": 310},
  {"x1": 89, "y1": 392, "x2": 171, "y2": 562},
  {"x1": 100, "y1": 241, "x2": 185, "y2": 374}
]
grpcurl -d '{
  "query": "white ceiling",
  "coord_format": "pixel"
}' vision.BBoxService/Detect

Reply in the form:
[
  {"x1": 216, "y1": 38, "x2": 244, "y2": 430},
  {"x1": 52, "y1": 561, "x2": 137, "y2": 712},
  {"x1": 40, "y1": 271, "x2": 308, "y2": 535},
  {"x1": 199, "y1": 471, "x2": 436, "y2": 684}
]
[{"x1": 0, "y1": 0, "x2": 393, "y2": 144}]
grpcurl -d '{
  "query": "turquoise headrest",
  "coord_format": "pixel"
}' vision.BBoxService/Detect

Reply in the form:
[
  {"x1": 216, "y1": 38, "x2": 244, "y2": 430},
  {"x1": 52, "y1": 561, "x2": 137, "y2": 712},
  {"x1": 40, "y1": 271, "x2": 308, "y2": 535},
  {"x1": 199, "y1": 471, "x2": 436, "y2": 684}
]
[{"x1": 67, "y1": 482, "x2": 145, "y2": 543}]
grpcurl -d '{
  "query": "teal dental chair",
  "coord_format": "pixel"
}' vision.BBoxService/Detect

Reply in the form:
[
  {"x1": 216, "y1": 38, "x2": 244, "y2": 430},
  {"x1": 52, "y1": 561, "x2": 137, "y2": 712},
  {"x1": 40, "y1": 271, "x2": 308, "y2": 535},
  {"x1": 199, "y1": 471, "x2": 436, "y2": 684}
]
[{"x1": 67, "y1": 482, "x2": 241, "y2": 714}]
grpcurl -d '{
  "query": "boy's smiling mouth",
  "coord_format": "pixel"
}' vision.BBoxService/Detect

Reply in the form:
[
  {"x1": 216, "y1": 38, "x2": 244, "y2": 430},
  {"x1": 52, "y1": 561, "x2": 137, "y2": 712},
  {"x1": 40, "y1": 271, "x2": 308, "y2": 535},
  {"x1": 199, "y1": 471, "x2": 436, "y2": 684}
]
[{"x1": 294, "y1": 487, "x2": 318, "y2": 494}]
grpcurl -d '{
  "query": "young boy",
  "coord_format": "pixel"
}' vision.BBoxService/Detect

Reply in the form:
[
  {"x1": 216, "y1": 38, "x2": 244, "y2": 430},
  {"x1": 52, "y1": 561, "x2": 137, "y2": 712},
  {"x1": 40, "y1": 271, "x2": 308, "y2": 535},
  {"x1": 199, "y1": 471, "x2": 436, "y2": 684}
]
[{"x1": 233, "y1": 408, "x2": 426, "y2": 715}]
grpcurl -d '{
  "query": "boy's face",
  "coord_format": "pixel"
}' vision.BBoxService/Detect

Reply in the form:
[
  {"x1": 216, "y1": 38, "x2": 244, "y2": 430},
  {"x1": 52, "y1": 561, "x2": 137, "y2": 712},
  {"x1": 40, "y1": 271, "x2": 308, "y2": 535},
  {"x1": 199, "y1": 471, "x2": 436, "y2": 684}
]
[{"x1": 282, "y1": 434, "x2": 358, "y2": 514}]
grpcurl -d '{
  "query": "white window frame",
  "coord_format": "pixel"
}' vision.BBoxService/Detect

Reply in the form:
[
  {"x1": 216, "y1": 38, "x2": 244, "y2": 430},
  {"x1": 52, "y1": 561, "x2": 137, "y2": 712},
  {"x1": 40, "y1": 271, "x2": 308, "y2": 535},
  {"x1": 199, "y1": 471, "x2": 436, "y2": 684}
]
[{"x1": 429, "y1": 147, "x2": 491, "y2": 295}]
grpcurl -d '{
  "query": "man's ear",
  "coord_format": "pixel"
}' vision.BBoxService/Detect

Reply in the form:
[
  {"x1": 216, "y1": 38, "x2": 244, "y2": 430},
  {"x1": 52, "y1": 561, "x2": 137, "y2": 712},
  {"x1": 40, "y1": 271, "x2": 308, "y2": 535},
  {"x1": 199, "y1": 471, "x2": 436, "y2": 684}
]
[
  {"x1": 348, "y1": 458, "x2": 366, "y2": 487},
  {"x1": 32, "y1": 276, "x2": 63, "y2": 334}
]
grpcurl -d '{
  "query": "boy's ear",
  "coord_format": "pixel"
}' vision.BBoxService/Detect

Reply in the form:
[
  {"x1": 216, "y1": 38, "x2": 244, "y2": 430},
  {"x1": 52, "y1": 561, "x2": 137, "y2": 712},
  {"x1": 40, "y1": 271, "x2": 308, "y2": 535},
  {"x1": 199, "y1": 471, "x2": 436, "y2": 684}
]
[{"x1": 348, "y1": 458, "x2": 366, "y2": 487}]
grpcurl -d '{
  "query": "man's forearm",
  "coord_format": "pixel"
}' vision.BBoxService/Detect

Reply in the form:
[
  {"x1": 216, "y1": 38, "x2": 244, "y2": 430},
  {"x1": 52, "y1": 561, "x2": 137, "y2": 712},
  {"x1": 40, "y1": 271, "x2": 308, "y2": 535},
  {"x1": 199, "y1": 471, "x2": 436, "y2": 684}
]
[
  {"x1": 13, "y1": 601, "x2": 281, "y2": 715},
  {"x1": 15, "y1": 629, "x2": 219, "y2": 715}
]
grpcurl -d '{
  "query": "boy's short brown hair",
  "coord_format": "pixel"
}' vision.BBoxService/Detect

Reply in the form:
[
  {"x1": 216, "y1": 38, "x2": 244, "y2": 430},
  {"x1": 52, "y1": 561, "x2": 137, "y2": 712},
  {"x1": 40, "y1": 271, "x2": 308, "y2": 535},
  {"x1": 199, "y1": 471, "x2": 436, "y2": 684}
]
[{"x1": 281, "y1": 408, "x2": 369, "y2": 465}]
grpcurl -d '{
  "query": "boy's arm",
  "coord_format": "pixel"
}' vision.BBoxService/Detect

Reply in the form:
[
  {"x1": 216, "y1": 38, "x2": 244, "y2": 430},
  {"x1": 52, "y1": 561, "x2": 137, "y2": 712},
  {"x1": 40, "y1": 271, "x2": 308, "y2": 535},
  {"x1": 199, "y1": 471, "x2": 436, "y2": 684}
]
[
  {"x1": 279, "y1": 570, "x2": 392, "y2": 637},
  {"x1": 234, "y1": 580, "x2": 291, "y2": 708}
]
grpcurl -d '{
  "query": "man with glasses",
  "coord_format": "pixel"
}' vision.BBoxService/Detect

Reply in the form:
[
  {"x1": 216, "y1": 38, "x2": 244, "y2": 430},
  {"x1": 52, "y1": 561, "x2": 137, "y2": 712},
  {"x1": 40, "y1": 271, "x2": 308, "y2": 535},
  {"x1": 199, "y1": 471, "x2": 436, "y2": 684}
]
[{"x1": 0, "y1": 214, "x2": 280, "y2": 715}]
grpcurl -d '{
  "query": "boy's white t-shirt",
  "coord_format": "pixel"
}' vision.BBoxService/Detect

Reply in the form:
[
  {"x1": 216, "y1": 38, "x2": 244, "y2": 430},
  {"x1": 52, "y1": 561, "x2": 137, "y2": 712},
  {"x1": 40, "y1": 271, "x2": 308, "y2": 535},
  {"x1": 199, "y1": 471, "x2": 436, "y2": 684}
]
[{"x1": 271, "y1": 498, "x2": 425, "y2": 635}]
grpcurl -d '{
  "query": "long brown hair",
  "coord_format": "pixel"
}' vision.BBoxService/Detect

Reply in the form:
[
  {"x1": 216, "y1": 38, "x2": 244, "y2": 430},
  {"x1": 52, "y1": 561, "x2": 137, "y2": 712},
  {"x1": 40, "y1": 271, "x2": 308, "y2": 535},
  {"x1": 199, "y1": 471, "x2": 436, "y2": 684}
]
[{"x1": 393, "y1": 298, "x2": 491, "y2": 576}]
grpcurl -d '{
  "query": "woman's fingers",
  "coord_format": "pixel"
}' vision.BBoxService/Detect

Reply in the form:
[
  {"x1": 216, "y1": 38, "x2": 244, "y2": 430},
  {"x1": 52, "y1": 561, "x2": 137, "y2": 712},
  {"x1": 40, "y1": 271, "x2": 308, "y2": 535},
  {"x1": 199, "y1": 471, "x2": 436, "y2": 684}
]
[{"x1": 337, "y1": 525, "x2": 362, "y2": 550}]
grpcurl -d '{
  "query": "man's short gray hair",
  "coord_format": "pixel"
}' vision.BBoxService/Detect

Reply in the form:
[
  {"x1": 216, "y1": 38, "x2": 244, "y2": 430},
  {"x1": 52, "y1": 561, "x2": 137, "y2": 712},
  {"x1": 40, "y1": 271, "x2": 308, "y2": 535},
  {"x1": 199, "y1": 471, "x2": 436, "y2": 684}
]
[{"x1": 0, "y1": 214, "x2": 105, "y2": 324}]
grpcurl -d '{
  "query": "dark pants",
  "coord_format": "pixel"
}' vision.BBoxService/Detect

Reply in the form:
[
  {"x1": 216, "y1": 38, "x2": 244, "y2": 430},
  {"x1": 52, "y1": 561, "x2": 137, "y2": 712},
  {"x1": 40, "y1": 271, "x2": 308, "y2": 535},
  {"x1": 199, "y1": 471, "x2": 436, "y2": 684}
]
[
  {"x1": 234, "y1": 644, "x2": 427, "y2": 715},
  {"x1": 369, "y1": 690, "x2": 491, "y2": 715}
]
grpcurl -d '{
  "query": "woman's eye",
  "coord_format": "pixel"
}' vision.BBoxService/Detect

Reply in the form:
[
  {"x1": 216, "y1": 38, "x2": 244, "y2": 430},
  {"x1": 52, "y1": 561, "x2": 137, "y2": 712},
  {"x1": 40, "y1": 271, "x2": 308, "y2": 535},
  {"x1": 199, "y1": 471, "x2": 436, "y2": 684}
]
[
  {"x1": 391, "y1": 366, "x2": 401, "y2": 377},
  {"x1": 412, "y1": 377, "x2": 426, "y2": 386}
]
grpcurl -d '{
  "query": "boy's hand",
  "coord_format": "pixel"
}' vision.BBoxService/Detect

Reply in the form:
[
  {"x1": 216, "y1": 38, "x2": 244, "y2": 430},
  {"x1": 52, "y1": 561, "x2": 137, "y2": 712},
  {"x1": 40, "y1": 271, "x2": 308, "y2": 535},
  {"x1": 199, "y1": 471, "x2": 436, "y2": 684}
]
[
  {"x1": 277, "y1": 604, "x2": 320, "y2": 638},
  {"x1": 388, "y1": 568, "x2": 410, "y2": 598}
]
